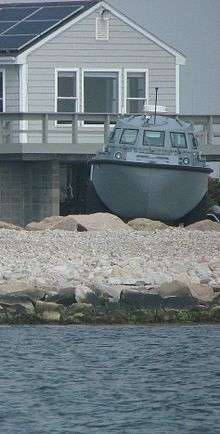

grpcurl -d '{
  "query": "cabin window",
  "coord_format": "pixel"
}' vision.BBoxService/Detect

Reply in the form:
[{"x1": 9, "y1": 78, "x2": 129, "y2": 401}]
[
  {"x1": 0, "y1": 71, "x2": 4, "y2": 112},
  {"x1": 170, "y1": 132, "x2": 187, "y2": 148},
  {"x1": 109, "y1": 128, "x2": 122, "y2": 143},
  {"x1": 143, "y1": 130, "x2": 165, "y2": 147},
  {"x1": 120, "y1": 129, "x2": 138, "y2": 145},
  {"x1": 126, "y1": 71, "x2": 147, "y2": 113},
  {"x1": 84, "y1": 71, "x2": 118, "y2": 116},
  {"x1": 56, "y1": 71, "x2": 78, "y2": 123},
  {"x1": 189, "y1": 133, "x2": 198, "y2": 149}
]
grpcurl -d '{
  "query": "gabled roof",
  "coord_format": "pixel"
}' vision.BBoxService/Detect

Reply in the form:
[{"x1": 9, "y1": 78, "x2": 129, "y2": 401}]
[{"x1": 0, "y1": 0, "x2": 185, "y2": 65}]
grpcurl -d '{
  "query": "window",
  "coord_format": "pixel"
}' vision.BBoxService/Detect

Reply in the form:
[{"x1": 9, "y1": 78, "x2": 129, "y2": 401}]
[
  {"x1": 84, "y1": 71, "x2": 118, "y2": 113},
  {"x1": 109, "y1": 128, "x2": 122, "y2": 143},
  {"x1": 170, "y1": 132, "x2": 187, "y2": 148},
  {"x1": 56, "y1": 71, "x2": 78, "y2": 123},
  {"x1": 189, "y1": 133, "x2": 198, "y2": 149},
  {"x1": 96, "y1": 17, "x2": 109, "y2": 40},
  {"x1": 0, "y1": 71, "x2": 4, "y2": 112},
  {"x1": 120, "y1": 129, "x2": 138, "y2": 145},
  {"x1": 143, "y1": 130, "x2": 165, "y2": 147},
  {"x1": 126, "y1": 71, "x2": 147, "y2": 113}
]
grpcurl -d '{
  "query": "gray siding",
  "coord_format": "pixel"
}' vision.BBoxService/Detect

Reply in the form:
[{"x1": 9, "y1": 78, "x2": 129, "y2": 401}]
[{"x1": 26, "y1": 9, "x2": 176, "y2": 149}]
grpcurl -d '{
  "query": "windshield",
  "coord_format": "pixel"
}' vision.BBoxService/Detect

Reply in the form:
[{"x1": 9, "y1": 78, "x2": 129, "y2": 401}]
[
  {"x1": 109, "y1": 128, "x2": 122, "y2": 143},
  {"x1": 189, "y1": 133, "x2": 198, "y2": 149},
  {"x1": 170, "y1": 132, "x2": 187, "y2": 148},
  {"x1": 120, "y1": 129, "x2": 139, "y2": 145}
]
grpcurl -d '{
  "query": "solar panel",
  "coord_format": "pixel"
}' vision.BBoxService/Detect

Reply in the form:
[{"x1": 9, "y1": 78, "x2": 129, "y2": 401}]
[
  {"x1": 0, "y1": 1, "x2": 96, "y2": 52},
  {"x1": 0, "y1": 7, "x2": 38, "y2": 21},
  {"x1": 4, "y1": 20, "x2": 60, "y2": 35},
  {"x1": 0, "y1": 35, "x2": 34, "y2": 50},
  {"x1": 30, "y1": 5, "x2": 83, "y2": 21}
]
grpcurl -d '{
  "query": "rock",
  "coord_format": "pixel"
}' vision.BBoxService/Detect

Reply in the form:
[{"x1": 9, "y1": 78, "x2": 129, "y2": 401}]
[
  {"x1": 0, "y1": 281, "x2": 42, "y2": 295},
  {"x1": 26, "y1": 216, "x2": 64, "y2": 231},
  {"x1": 63, "y1": 303, "x2": 94, "y2": 323},
  {"x1": 40, "y1": 288, "x2": 76, "y2": 306},
  {"x1": 163, "y1": 295, "x2": 198, "y2": 309},
  {"x1": 158, "y1": 280, "x2": 191, "y2": 298},
  {"x1": 35, "y1": 301, "x2": 62, "y2": 322},
  {"x1": 208, "y1": 260, "x2": 220, "y2": 271},
  {"x1": 72, "y1": 213, "x2": 129, "y2": 232},
  {"x1": 186, "y1": 219, "x2": 220, "y2": 232},
  {"x1": 210, "y1": 306, "x2": 220, "y2": 321},
  {"x1": 75, "y1": 285, "x2": 95, "y2": 303},
  {"x1": 128, "y1": 218, "x2": 169, "y2": 232},
  {"x1": 50, "y1": 215, "x2": 78, "y2": 231},
  {"x1": 189, "y1": 283, "x2": 215, "y2": 303},
  {"x1": 0, "y1": 221, "x2": 22, "y2": 230},
  {"x1": 120, "y1": 289, "x2": 164, "y2": 309}
]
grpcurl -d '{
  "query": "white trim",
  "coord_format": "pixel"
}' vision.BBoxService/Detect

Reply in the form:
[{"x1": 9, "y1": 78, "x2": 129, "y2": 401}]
[
  {"x1": 0, "y1": 68, "x2": 6, "y2": 112},
  {"x1": 81, "y1": 68, "x2": 122, "y2": 127},
  {"x1": 19, "y1": 63, "x2": 28, "y2": 143},
  {"x1": 176, "y1": 64, "x2": 180, "y2": 114},
  {"x1": 55, "y1": 67, "x2": 80, "y2": 126},
  {"x1": 16, "y1": 1, "x2": 185, "y2": 65},
  {"x1": 124, "y1": 68, "x2": 149, "y2": 114}
]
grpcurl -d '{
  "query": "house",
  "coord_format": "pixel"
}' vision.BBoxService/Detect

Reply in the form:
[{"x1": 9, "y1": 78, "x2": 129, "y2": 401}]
[{"x1": 0, "y1": 0, "x2": 185, "y2": 225}]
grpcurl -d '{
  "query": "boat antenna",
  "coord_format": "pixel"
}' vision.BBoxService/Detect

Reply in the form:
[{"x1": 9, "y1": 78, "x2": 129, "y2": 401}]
[{"x1": 154, "y1": 87, "x2": 159, "y2": 125}]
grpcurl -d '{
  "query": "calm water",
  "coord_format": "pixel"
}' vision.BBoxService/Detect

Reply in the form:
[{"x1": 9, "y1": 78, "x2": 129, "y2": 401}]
[{"x1": 0, "y1": 325, "x2": 219, "y2": 434}]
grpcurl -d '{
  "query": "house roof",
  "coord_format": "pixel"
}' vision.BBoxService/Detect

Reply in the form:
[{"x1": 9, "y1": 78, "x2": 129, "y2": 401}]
[
  {"x1": 0, "y1": 0, "x2": 98, "y2": 54},
  {"x1": 0, "y1": 0, "x2": 185, "y2": 64}
]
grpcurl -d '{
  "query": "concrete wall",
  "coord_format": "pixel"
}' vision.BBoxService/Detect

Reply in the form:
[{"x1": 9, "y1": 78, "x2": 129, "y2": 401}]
[{"x1": 0, "y1": 161, "x2": 60, "y2": 226}]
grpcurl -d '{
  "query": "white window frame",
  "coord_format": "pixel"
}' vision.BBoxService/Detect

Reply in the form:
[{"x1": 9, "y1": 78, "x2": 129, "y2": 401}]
[
  {"x1": 55, "y1": 67, "x2": 80, "y2": 127},
  {"x1": 0, "y1": 69, "x2": 6, "y2": 112},
  {"x1": 124, "y1": 69, "x2": 149, "y2": 114},
  {"x1": 81, "y1": 68, "x2": 122, "y2": 127}
]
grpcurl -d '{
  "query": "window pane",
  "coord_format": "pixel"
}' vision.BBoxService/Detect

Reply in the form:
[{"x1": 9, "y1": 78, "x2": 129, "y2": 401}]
[
  {"x1": 109, "y1": 128, "x2": 122, "y2": 142},
  {"x1": 126, "y1": 99, "x2": 145, "y2": 114},
  {"x1": 189, "y1": 133, "x2": 198, "y2": 149},
  {"x1": 0, "y1": 99, "x2": 3, "y2": 112},
  {"x1": 127, "y1": 72, "x2": 145, "y2": 98},
  {"x1": 0, "y1": 72, "x2": 2, "y2": 99},
  {"x1": 84, "y1": 72, "x2": 118, "y2": 113},
  {"x1": 57, "y1": 98, "x2": 76, "y2": 112},
  {"x1": 58, "y1": 72, "x2": 76, "y2": 98},
  {"x1": 170, "y1": 132, "x2": 187, "y2": 148},
  {"x1": 120, "y1": 129, "x2": 138, "y2": 145},
  {"x1": 143, "y1": 130, "x2": 165, "y2": 146}
]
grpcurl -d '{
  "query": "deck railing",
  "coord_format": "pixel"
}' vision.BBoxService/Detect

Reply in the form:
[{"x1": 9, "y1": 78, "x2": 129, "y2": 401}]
[{"x1": 0, "y1": 112, "x2": 219, "y2": 159}]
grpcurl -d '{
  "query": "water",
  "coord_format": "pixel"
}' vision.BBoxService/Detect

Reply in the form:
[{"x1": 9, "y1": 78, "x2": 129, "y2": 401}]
[{"x1": 0, "y1": 325, "x2": 219, "y2": 434}]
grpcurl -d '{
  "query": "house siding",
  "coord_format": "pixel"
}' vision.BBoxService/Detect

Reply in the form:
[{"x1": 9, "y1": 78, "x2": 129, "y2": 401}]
[
  {"x1": 26, "y1": 9, "x2": 176, "y2": 150},
  {"x1": 3, "y1": 65, "x2": 19, "y2": 112}
]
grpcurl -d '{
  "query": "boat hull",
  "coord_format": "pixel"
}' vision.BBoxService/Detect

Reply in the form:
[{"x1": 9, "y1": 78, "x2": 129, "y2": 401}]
[{"x1": 91, "y1": 161, "x2": 211, "y2": 220}]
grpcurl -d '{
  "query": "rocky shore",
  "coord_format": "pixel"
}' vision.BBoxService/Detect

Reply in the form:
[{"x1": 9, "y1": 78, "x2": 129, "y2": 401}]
[{"x1": 0, "y1": 213, "x2": 220, "y2": 325}]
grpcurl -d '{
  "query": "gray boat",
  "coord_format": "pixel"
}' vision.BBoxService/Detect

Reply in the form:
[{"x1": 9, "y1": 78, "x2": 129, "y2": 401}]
[{"x1": 90, "y1": 115, "x2": 212, "y2": 221}]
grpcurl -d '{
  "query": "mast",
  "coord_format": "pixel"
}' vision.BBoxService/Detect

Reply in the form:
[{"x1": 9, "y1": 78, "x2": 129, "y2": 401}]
[{"x1": 154, "y1": 87, "x2": 159, "y2": 125}]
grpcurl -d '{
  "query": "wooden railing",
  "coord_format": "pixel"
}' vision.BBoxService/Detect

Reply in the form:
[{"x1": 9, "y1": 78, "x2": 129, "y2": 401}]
[{"x1": 0, "y1": 112, "x2": 219, "y2": 159}]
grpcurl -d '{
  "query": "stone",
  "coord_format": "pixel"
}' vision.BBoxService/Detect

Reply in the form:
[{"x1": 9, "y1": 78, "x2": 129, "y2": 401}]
[
  {"x1": 186, "y1": 219, "x2": 220, "y2": 232},
  {"x1": 127, "y1": 218, "x2": 169, "y2": 232},
  {"x1": 35, "y1": 300, "x2": 62, "y2": 322},
  {"x1": 0, "y1": 221, "x2": 22, "y2": 230},
  {"x1": 163, "y1": 295, "x2": 198, "y2": 309},
  {"x1": 208, "y1": 260, "x2": 220, "y2": 271},
  {"x1": 210, "y1": 306, "x2": 220, "y2": 321},
  {"x1": 26, "y1": 216, "x2": 64, "y2": 231},
  {"x1": 158, "y1": 280, "x2": 191, "y2": 298},
  {"x1": 72, "y1": 213, "x2": 129, "y2": 232},
  {"x1": 120, "y1": 289, "x2": 164, "y2": 309},
  {"x1": 40, "y1": 288, "x2": 76, "y2": 307},
  {"x1": 189, "y1": 283, "x2": 215, "y2": 303},
  {"x1": 50, "y1": 215, "x2": 78, "y2": 232}
]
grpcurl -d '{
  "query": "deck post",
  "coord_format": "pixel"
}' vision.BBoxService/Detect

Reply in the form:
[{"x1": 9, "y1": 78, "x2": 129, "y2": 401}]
[
  {"x1": 72, "y1": 114, "x2": 78, "y2": 145},
  {"x1": 207, "y1": 115, "x2": 214, "y2": 146},
  {"x1": 42, "y1": 113, "x2": 49, "y2": 144},
  {"x1": 104, "y1": 114, "x2": 110, "y2": 146}
]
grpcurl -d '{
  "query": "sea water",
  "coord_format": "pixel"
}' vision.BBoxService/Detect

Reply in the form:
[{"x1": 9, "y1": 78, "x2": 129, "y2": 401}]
[{"x1": 0, "y1": 325, "x2": 219, "y2": 434}]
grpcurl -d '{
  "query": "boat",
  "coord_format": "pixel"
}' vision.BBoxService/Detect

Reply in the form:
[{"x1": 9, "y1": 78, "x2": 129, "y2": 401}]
[{"x1": 90, "y1": 114, "x2": 212, "y2": 221}]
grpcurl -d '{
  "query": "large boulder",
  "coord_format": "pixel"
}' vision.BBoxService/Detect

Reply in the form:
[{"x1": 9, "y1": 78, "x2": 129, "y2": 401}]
[
  {"x1": 158, "y1": 280, "x2": 198, "y2": 309},
  {"x1": 35, "y1": 300, "x2": 62, "y2": 322},
  {"x1": 189, "y1": 283, "x2": 216, "y2": 304},
  {"x1": 26, "y1": 215, "x2": 64, "y2": 231},
  {"x1": 186, "y1": 219, "x2": 220, "y2": 232},
  {"x1": 0, "y1": 221, "x2": 22, "y2": 230},
  {"x1": 72, "y1": 213, "x2": 129, "y2": 231},
  {"x1": 120, "y1": 289, "x2": 164, "y2": 309},
  {"x1": 127, "y1": 218, "x2": 168, "y2": 232},
  {"x1": 50, "y1": 215, "x2": 78, "y2": 231}
]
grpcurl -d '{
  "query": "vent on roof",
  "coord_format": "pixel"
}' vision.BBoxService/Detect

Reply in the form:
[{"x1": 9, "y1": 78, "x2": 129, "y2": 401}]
[{"x1": 96, "y1": 17, "x2": 109, "y2": 41}]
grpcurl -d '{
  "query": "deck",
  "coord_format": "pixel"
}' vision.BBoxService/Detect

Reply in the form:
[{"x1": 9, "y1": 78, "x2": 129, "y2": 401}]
[{"x1": 0, "y1": 112, "x2": 219, "y2": 161}]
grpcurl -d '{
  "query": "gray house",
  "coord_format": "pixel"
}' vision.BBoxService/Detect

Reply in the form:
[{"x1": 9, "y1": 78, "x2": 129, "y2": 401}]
[{"x1": 0, "y1": 0, "x2": 185, "y2": 225}]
